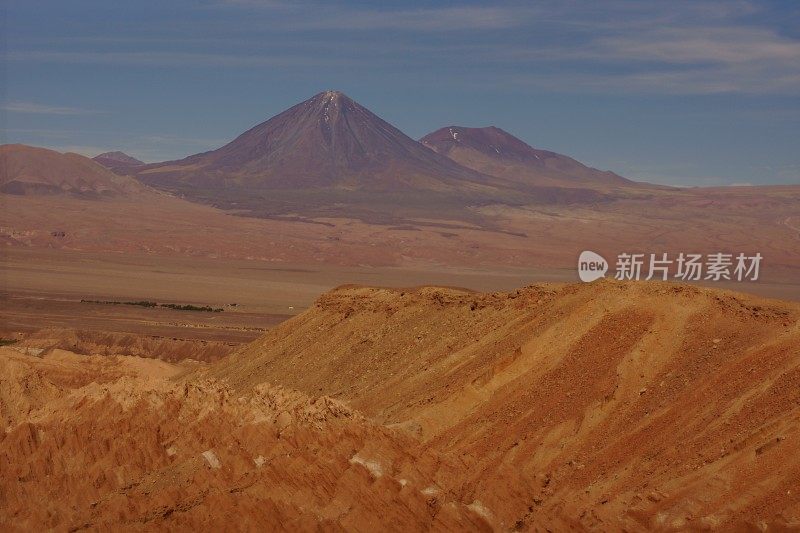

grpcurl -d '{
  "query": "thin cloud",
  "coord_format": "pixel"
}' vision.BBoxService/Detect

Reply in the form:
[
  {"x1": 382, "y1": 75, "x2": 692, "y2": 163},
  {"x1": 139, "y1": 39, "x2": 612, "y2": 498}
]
[
  {"x1": 5, "y1": 129, "x2": 227, "y2": 163},
  {"x1": 433, "y1": 23, "x2": 800, "y2": 95},
  {"x1": 5, "y1": 1, "x2": 800, "y2": 95},
  {"x1": 4, "y1": 50, "x2": 358, "y2": 68},
  {"x1": 218, "y1": 0, "x2": 295, "y2": 6},
  {"x1": 47, "y1": 145, "x2": 122, "y2": 157},
  {"x1": 594, "y1": 27, "x2": 800, "y2": 65},
  {"x1": 2, "y1": 101, "x2": 103, "y2": 115},
  {"x1": 291, "y1": 6, "x2": 532, "y2": 31},
  {"x1": 503, "y1": 66, "x2": 800, "y2": 96},
  {"x1": 139, "y1": 134, "x2": 228, "y2": 147}
]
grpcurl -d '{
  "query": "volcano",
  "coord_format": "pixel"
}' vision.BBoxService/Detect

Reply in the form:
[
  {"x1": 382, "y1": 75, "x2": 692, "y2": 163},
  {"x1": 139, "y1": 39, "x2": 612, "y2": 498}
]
[
  {"x1": 131, "y1": 93, "x2": 655, "y2": 221},
  {"x1": 421, "y1": 126, "x2": 635, "y2": 189},
  {"x1": 136, "y1": 91, "x2": 494, "y2": 194}
]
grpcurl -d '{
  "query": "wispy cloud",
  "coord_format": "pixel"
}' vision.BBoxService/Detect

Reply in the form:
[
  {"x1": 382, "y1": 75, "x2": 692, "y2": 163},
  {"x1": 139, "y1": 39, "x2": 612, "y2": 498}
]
[
  {"x1": 4, "y1": 50, "x2": 358, "y2": 68},
  {"x1": 503, "y1": 63, "x2": 800, "y2": 96},
  {"x1": 594, "y1": 27, "x2": 800, "y2": 64},
  {"x1": 4, "y1": 0, "x2": 800, "y2": 97},
  {"x1": 138, "y1": 134, "x2": 228, "y2": 147},
  {"x1": 291, "y1": 6, "x2": 531, "y2": 31},
  {"x1": 2, "y1": 101, "x2": 103, "y2": 115},
  {"x1": 216, "y1": 0, "x2": 531, "y2": 30},
  {"x1": 4, "y1": 128, "x2": 227, "y2": 163},
  {"x1": 47, "y1": 145, "x2": 122, "y2": 157},
  {"x1": 539, "y1": 25, "x2": 800, "y2": 94},
  {"x1": 218, "y1": 0, "x2": 294, "y2": 6}
]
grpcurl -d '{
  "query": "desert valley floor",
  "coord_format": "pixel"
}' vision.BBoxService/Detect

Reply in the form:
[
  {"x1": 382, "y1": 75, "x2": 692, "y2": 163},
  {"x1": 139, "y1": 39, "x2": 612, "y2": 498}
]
[{"x1": 2, "y1": 246, "x2": 800, "y2": 363}]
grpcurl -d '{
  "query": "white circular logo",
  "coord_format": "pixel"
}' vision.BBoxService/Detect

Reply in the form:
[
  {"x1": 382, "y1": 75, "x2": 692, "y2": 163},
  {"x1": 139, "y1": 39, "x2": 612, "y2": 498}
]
[{"x1": 578, "y1": 250, "x2": 608, "y2": 282}]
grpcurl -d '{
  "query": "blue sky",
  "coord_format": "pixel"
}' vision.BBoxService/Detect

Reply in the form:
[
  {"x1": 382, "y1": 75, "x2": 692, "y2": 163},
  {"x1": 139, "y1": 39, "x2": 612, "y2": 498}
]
[{"x1": 2, "y1": 0, "x2": 799, "y2": 186}]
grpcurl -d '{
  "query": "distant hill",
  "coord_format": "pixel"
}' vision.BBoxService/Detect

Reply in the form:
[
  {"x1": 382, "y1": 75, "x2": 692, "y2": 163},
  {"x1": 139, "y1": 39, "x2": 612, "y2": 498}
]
[
  {"x1": 421, "y1": 126, "x2": 636, "y2": 189},
  {"x1": 93, "y1": 151, "x2": 144, "y2": 172},
  {"x1": 0, "y1": 144, "x2": 147, "y2": 197}
]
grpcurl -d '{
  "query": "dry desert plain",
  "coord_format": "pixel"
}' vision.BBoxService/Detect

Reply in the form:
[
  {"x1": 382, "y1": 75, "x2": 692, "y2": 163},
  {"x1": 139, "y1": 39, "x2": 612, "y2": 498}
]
[
  {"x1": 2, "y1": 242, "x2": 799, "y2": 363},
  {"x1": 0, "y1": 246, "x2": 562, "y2": 360}
]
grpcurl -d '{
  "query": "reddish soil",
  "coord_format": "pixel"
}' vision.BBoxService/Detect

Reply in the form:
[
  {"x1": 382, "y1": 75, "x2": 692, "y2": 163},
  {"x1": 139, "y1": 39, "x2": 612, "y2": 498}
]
[{"x1": 2, "y1": 281, "x2": 798, "y2": 530}]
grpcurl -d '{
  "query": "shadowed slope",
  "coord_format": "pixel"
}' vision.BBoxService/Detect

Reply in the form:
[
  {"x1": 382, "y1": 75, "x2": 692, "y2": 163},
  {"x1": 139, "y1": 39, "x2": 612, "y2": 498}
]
[
  {"x1": 421, "y1": 126, "x2": 639, "y2": 190},
  {"x1": 93, "y1": 151, "x2": 144, "y2": 172}
]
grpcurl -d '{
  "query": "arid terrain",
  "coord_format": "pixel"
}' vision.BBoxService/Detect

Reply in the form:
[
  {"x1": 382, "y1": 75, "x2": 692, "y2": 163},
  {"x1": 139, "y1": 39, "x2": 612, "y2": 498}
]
[
  {"x1": 0, "y1": 247, "x2": 552, "y2": 361},
  {"x1": 2, "y1": 281, "x2": 798, "y2": 531},
  {"x1": 2, "y1": 93, "x2": 799, "y2": 287},
  {"x1": 1, "y1": 89, "x2": 799, "y2": 531},
  {"x1": 2, "y1": 94, "x2": 799, "y2": 301}
]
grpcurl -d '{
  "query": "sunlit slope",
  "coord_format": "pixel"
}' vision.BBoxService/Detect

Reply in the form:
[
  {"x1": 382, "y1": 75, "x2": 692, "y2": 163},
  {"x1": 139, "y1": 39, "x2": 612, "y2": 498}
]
[{"x1": 211, "y1": 280, "x2": 800, "y2": 529}]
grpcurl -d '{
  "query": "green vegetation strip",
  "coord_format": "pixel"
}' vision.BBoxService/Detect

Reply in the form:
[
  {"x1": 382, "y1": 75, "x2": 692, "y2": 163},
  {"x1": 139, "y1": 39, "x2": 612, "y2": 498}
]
[
  {"x1": 0, "y1": 338, "x2": 18, "y2": 346},
  {"x1": 81, "y1": 300, "x2": 223, "y2": 312}
]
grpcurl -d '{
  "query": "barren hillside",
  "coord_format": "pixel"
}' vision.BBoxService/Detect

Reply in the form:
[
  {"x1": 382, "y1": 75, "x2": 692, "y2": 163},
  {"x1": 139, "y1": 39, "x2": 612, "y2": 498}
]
[
  {"x1": 0, "y1": 145, "x2": 147, "y2": 197},
  {"x1": 0, "y1": 347, "x2": 488, "y2": 531},
  {"x1": 2, "y1": 281, "x2": 799, "y2": 531},
  {"x1": 211, "y1": 280, "x2": 800, "y2": 530}
]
